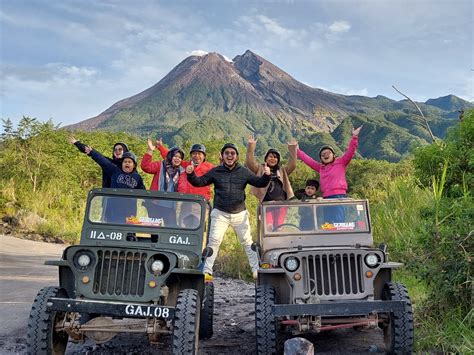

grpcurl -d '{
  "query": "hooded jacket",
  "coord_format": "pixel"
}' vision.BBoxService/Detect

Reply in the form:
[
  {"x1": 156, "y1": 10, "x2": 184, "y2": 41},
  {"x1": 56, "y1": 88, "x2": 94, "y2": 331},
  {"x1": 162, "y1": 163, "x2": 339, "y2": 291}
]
[
  {"x1": 74, "y1": 141, "x2": 127, "y2": 187},
  {"x1": 159, "y1": 146, "x2": 215, "y2": 200},
  {"x1": 187, "y1": 162, "x2": 271, "y2": 213},
  {"x1": 88, "y1": 150, "x2": 145, "y2": 189},
  {"x1": 297, "y1": 135, "x2": 358, "y2": 197},
  {"x1": 141, "y1": 146, "x2": 184, "y2": 191},
  {"x1": 246, "y1": 143, "x2": 297, "y2": 202}
]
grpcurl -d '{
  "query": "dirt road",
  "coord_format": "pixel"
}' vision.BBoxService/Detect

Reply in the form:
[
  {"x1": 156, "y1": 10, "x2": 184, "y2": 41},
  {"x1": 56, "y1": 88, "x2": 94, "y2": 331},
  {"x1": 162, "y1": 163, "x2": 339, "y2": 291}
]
[{"x1": 0, "y1": 235, "x2": 385, "y2": 354}]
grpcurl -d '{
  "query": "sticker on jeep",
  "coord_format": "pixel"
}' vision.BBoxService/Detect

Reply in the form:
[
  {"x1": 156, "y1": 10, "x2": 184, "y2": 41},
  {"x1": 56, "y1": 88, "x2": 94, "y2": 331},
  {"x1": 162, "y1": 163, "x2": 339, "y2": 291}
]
[
  {"x1": 124, "y1": 304, "x2": 171, "y2": 319},
  {"x1": 126, "y1": 216, "x2": 164, "y2": 226},
  {"x1": 320, "y1": 222, "x2": 356, "y2": 231}
]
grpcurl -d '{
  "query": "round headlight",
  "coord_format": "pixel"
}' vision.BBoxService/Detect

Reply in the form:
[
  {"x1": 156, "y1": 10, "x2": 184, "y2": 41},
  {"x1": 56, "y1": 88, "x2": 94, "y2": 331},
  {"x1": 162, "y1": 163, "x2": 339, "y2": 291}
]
[
  {"x1": 151, "y1": 260, "x2": 164, "y2": 273},
  {"x1": 284, "y1": 257, "x2": 299, "y2": 272},
  {"x1": 365, "y1": 254, "x2": 379, "y2": 267},
  {"x1": 77, "y1": 254, "x2": 91, "y2": 267}
]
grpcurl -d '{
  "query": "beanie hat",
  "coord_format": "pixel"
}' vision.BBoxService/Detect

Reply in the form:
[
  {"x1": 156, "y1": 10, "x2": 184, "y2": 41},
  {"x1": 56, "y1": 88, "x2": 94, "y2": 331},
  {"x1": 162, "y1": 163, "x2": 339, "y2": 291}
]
[
  {"x1": 319, "y1": 145, "x2": 335, "y2": 159},
  {"x1": 264, "y1": 148, "x2": 281, "y2": 164},
  {"x1": 305, "y1": 179, "x2": 319, "y2": 189},
  {"x1": 166, "y1": 146, "x2": 185, "y2": 162},
  {"x1": 121, "y1": 151, "x2": 137, "y2": 167},
  {"x1": 221, "y1": 143, "x2": 239, "y2": 155}
]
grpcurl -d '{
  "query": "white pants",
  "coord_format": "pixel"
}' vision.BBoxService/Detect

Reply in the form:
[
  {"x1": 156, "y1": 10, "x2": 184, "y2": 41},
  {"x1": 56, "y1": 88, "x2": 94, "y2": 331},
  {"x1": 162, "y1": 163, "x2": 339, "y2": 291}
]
[{"x1": 203, "y1": 208, "x2": 259, "y2": 275}]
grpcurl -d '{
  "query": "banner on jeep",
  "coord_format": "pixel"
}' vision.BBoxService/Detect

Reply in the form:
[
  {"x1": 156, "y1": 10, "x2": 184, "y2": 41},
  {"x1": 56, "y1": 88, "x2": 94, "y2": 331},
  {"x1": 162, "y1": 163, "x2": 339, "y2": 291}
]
[
  {"x1": 88, "y1": 195, "x2": 202, "y2": 230},
  {"x1": 264, "y1": 202, "x2": 369, "y2": 234}
]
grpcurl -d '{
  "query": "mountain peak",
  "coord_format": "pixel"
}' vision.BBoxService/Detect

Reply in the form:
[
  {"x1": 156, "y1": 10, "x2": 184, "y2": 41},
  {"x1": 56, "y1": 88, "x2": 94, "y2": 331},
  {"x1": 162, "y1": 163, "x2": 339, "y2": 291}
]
[{"x1": 425, "y1": 94, "x2": 473, "y2": 111}]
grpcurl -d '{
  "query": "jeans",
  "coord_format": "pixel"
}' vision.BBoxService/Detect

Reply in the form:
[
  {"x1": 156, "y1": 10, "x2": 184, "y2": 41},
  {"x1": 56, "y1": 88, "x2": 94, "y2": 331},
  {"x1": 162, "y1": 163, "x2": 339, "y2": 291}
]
[
  {"x1": 323, "y1": 194, "x2": 347, "y2": 223},
  {"x1": 203, "y1": 208, "x2": 258, "y2": 275}
]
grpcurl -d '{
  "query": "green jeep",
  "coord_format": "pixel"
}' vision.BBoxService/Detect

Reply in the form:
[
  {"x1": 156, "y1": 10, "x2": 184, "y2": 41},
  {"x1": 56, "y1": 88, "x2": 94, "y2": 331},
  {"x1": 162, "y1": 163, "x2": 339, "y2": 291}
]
[
  {"x1": 26, "y1": 188, "x2": 214, "y2": 355},
  {"x1": 254, "y1": 198, "x2": 414, "y2": 354}
]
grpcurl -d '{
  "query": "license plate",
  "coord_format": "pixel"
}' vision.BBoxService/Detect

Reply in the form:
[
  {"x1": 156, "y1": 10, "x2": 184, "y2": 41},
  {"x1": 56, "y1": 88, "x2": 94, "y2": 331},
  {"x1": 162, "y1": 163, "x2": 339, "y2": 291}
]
[{"x1": 124, "y1": 304, "x2": 173, "y2": 319}]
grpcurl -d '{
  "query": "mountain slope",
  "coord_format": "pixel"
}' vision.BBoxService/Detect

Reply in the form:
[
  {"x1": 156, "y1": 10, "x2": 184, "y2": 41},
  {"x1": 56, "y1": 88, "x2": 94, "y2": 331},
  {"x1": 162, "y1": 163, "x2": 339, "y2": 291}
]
[{"x1": 67, "y1": 50, "x2": 467, "y2": 161}]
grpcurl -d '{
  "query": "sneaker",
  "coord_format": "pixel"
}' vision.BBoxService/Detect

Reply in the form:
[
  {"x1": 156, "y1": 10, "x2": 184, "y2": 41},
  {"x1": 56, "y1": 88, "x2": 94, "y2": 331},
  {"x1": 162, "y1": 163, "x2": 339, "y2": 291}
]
[
  {"x1": 252, "y1": 270, "x2": 258, "y2": 280},
  {"x1": 204, "y1": 273, "x2": 214, "y2": 282}
]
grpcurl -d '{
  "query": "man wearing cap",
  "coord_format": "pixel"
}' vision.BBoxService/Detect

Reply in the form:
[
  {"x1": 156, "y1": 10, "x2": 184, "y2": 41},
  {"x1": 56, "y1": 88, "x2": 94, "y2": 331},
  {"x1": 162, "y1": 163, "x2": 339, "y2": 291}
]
[
  {"x1": 154, "y1": 139, "x2": 215, "y2": 200},
  {"x1": 186, "y1": 143, "x2": 271, "y2": 280},
  {"x1": 68, "y1": 136, "x2": 129, "y2": 188}
]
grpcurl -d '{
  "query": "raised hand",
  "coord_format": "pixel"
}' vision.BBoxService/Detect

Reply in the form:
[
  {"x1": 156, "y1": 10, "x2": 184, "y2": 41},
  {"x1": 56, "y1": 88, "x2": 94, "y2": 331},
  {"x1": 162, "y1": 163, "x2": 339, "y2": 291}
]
[
  {"x1": 68, "y1": 136, "x2": 77, "y2": 145},
  {"x1": 352, "y1": 125, "x2": 363, "y2": 136},
  {"x1": 186, "y1": 165, "x2": 194, "y2": 174},
  {"x1": 248, "y1": 134, "x2": 257, "y2": 145},
  {"x1": 155, "y1": 138, "x2": 163, "y2": 148},
  {"x1": 147, "y1": 138, "x2": 156, "y2": 151},
  {"x1": 288, "y1": 138, "x2": 298, "y2": 147},
  {"x1": 263, "y1": 163, "x2": 271, "y2": 175}
]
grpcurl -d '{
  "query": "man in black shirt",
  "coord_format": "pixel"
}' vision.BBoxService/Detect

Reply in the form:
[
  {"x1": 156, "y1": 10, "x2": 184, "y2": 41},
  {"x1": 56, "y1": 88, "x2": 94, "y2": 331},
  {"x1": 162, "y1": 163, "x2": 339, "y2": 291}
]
[{"x1": 187, "y1": 143, "x2": 270, "y2": 280}]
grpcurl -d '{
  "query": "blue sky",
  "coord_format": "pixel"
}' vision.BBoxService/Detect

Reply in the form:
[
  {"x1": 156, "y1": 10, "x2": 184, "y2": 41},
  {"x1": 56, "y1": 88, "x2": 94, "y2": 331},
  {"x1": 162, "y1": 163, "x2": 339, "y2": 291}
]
[{"x1": 1, "y1": 0, "x2": 472, "y2": 128}]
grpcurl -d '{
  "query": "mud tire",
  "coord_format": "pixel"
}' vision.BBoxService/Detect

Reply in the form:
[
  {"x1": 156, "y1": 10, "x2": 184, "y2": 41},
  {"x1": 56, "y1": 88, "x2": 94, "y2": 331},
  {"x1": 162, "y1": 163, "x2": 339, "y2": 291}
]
[
  {"x1": 172, "y1": 289, "x2": 200, "y2": 355},
  {"x1": 199, "y1": 282, "x2": 214, "y2": 339},
  {"x1": 255, "y1": 285, "x2": 277, "y2": 355},
  {"x1": 26, "y1": 286, "x2": 69, "y2": 355},
  {"x1": 382, "y1": 282, "x2": 414, "y2": 354}
]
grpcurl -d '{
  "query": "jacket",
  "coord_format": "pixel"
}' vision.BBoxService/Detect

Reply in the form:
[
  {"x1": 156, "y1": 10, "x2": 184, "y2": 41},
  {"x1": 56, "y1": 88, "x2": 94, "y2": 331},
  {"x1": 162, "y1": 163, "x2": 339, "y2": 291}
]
[
  {"x1": 187, "y1": 163, "x2": 271, "y2": 213},
  {"x1": 159, "y1": 146, "x2": 214, "y2": 200},
  {"x1": 141, "y1": 146, "x2": 185, "y2": 191},
  {"x1": 246, "y1": 143, "x2": 297, "y2": 202},
  {"x1": 89, "y1": 150, "x2": 145, "y2": 190},
  {"x1": 75, "y1": 141, "x2": 121, "y2": 188},
  {"x1": 297, "y1": 136, "x2": 358, "y2": 197}
]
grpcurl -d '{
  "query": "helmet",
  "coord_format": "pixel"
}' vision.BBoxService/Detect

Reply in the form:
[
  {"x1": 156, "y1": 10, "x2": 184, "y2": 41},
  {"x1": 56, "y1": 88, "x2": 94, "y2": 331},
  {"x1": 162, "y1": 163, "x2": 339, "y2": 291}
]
[
  {"x1": 166, "y1": 146, "x2": 185, "y2": 161},
  {"x1": 190, "y1": 143, "x2": 206, "y2": 155},
  {"x1": 221, "y1": 143, "x2": 239, "y2": 155},
  {"x1": 113, "y1": 142, "x2": 129, "y2": 152},
  {"x1": 318, "y1": 145, "x2": 335, "y2": 159},
  {"x1": 121, "y1": 151, "x2": 137, "y2": 166},
  {"x1": 264, "y1": 148, "x2": 281, "y2": 164}
]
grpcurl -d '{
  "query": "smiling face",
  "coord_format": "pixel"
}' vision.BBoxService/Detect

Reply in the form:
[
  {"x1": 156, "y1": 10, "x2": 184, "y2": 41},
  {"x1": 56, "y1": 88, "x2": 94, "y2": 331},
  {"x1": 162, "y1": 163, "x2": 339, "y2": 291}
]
[
  {"x1": 171, "y1": 153, "x2": 183, "y2": 167},
  {"x1": 320, "y1": 148, "x2": 335, "y2": 165},
  {"x1": 113, "y1": 145, "x2": 125, "y2": 159},
  {"x1": 191, "y1": 151, "x2": 205, "y2": 165},
  {"x1": 221, "y1": 148, "x2": 238, "y2": 167},
  {"x1": 265, "y1": 152, "x2": 279, "y2": 168},
  {"x1": 122, "y1": 158, "x2": 135, "y2": 173}
]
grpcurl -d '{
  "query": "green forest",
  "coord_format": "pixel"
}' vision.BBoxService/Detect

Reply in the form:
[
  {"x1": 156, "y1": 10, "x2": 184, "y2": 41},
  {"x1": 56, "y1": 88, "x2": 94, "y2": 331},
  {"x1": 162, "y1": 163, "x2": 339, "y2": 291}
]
[{"x1": 0, "y1": 112, "x2": 472, "y2": 352}]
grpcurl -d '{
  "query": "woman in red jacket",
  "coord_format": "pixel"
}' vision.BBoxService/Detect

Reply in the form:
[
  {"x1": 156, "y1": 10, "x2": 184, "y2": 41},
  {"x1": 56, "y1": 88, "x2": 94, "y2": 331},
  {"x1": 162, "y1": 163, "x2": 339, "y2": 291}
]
[{"x1": 140, "y1": 139, "x2": 184, "y2": 226}]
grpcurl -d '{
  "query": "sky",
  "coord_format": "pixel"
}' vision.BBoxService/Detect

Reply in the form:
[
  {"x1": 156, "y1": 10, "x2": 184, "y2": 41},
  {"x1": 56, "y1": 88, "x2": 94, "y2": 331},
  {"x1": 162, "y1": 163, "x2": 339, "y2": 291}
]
[{"x1": 0, "y1": 0, "x2": 472, "y2": 128}]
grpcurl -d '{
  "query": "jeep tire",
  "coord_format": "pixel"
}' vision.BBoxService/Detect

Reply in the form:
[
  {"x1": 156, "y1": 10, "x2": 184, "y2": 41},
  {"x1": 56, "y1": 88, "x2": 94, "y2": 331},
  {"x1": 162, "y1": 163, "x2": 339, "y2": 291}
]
[
  {"x1": 382, "y1": 282, "x2": 414, "y2": 354},
  {"x1": 255, "y1": 285, "x2": 277, "y2": 355},
  {"x1": 26, "y1": 286, "x2": 69, "y2": 355},
  {"x1": 199, "y1": 282, "x2": 214, "y2": 339},
  {"x1": 172, "y1": 289, "x2": 200, "y2": 355}
]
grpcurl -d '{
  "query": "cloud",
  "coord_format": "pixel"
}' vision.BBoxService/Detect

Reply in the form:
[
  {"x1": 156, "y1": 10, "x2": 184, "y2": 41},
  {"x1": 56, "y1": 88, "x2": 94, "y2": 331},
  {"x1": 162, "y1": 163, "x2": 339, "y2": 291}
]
[
  {"x1": 328, "y1": 21, "x2": 351, "y2": 33},
  {"x1": 190, "y1": 50, "x2": 208, "y2": 57}
]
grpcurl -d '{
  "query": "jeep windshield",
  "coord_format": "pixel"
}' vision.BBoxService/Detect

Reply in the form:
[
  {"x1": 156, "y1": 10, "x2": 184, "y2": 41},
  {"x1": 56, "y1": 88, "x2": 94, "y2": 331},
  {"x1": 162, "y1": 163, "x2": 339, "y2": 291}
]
[
  {"x1": 263, "y1": 200, "x2": 369, "y2": 235},
  {"x1": 88, "y1": 195, "x2": 203, "y2": 230}
]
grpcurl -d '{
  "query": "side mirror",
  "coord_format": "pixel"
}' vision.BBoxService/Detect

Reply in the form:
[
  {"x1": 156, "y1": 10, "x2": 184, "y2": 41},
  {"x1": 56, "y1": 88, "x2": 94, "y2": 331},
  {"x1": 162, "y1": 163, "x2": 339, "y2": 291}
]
[
  {"x1": 202, "y1": 247, "x2": 213, "y2": 259},
  {"x1": 378, "y1": 243, "x2": 387, "y2": 253}
]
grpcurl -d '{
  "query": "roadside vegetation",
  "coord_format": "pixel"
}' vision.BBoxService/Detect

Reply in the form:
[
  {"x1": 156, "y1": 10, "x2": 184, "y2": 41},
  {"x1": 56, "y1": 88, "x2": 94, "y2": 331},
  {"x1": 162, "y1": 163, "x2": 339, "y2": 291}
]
[{"x1": 0, "y1": 112, "x2": 472, "y2": 351}]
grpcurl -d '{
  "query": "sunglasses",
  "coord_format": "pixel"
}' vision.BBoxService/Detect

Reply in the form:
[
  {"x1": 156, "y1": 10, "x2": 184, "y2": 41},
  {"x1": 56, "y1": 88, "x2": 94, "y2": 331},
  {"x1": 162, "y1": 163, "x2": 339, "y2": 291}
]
[{"x1": 223, "y1": 151, "x2": 237, "y2": 156}]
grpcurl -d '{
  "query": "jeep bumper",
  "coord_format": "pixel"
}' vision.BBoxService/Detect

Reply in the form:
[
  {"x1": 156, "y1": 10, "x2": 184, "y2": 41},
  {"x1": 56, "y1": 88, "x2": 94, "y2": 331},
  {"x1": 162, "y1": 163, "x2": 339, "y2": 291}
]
[
  {"x1": 273, "y1": 300, "x2": 406, "y2": 317},
  {"x1": 47, "y1": 297, "x2": 175, "y2": 320}
]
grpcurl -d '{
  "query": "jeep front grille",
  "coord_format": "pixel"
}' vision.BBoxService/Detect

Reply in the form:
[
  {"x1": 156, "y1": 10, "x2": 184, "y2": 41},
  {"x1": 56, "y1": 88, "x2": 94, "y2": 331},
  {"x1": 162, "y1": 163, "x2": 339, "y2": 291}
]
[
  {"x1": 302, "y1": 253, "x2": 364, "y2": 297},
  {"x1": 93, "y1": 250, "x2": 147, "y2": 296}
]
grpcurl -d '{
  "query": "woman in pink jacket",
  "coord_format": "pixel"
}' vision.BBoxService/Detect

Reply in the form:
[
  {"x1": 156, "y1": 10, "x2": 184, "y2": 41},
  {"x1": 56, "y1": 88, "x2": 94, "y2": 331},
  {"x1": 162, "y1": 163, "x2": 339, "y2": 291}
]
[{"x1": 297, "y1": 126, "x2": 362, "y2": 222}]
